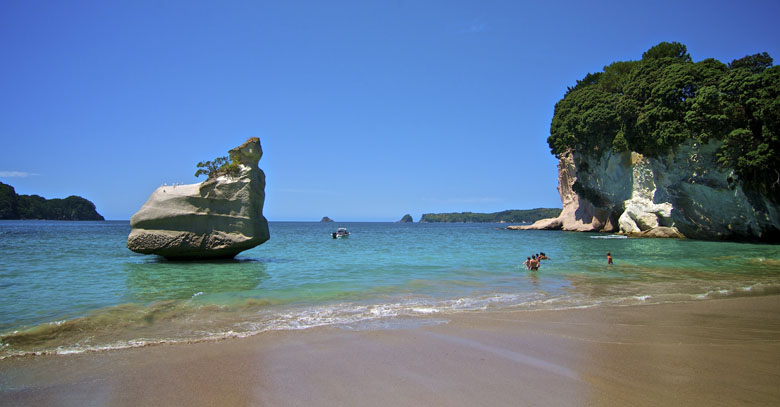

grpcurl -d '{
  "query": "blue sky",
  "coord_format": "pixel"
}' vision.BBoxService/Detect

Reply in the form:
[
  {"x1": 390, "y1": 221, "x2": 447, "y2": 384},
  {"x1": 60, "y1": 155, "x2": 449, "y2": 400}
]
[{"x1": 2, "y1": 0, "x2": 779, "y2": 221}]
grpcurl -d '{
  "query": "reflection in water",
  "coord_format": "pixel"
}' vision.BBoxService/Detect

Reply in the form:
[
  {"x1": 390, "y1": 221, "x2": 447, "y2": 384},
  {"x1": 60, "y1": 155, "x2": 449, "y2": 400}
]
[
  {"x1": 123, "y1": 258, "x2": 270, "y2": 304},
  {"x1": 528, "y1": 270, "x2": 539, "y2": 288}
]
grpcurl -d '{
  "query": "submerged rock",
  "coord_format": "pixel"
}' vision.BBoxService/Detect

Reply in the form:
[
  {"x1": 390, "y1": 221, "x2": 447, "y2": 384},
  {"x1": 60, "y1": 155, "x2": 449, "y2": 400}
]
[{"x1": 127, "y1": 138, "x2": 270, "y2": 259}]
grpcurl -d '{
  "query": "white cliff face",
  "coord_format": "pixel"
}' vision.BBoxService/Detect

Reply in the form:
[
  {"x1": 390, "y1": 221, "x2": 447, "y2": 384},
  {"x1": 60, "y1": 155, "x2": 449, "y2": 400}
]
[
  {"x1": 127, "y1": 138, "x2": 270, "y2": 259},
  {"x1": 617, "y1": 152, "x2": 676, "y2": 235},
  {"x1": 519, "y1": 140, "x2": 780, "y2": 240}
]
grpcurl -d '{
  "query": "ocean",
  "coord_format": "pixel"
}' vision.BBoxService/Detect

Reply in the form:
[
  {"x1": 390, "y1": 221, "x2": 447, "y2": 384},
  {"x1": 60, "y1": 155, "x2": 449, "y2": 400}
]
[{"x1": 1, "y1": 220, "x2": 779, "y2": 358}]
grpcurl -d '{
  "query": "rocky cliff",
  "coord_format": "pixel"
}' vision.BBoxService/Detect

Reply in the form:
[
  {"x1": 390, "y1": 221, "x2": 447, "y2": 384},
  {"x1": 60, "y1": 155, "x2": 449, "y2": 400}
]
[
  {"x1": 127, "y1": 138, "x2": 270, "y2": 259},
  {"x1": 525, "y1": 43, "x2": 780, "y2": 242},
  {"x1": 516, "y1": 140, "x2": 780, "y2": 241}
]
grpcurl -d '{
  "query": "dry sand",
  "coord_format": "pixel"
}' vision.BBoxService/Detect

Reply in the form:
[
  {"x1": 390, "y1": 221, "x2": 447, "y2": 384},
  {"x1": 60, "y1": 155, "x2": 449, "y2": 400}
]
[{"x1": 2, "y1": 295, "x2": 780, "y2": 406}]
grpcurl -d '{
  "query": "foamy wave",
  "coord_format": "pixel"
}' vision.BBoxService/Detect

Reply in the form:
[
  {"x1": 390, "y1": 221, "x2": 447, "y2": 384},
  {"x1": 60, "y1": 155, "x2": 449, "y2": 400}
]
[
  {"x1": 6, "y1": 282, "x2": 780, "y2": 359},
  {"x1": 0, "y1": 293, "x2": 551, "y2": 358},
  {"x1": 411, "y1": 307, "x2": 439, "y2": 314},
  {"x1": 692, "y1": 283, "x2": 780, "y2": 300}
]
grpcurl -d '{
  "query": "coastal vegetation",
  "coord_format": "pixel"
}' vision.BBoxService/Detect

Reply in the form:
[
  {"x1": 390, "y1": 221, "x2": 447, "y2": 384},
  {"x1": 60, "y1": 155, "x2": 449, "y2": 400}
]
[
  {"x1": 0, "y1": 182, "x2": 104, "y2": 220},
  {"x1": 548, "y1": 42, "x2": 780, "y2": 200},
  {"x1": 194, "y1": 156, "x2": 240, "y2": 179},
  {"x1": 420, "y1": 208, "x2": 560, "y2": 223}
]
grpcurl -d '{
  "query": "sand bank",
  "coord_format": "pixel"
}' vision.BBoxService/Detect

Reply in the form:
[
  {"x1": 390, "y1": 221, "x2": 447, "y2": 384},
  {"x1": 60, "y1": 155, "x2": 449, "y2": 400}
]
[{"x1": 2, "y1": 295, "x2": 780, "y2": 406}]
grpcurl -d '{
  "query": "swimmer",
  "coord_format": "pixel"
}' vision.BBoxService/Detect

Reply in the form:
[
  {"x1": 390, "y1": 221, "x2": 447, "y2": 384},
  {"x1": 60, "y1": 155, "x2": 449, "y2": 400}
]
[{"x1": 530, "y1": 254, "x2": 540, "y2": 271}]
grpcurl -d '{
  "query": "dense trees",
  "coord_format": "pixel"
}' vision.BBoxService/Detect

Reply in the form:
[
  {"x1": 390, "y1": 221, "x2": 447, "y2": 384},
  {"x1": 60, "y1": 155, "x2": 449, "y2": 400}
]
[
  {"x1": 0, "y1": 182, "x2": 104, "y2": 220},
  {"x1": 420, "y1": 208, "x2": 561, "y2": 223},
  {"x1": 548, "y1": 42, "x2": 780, "y2": 200}
]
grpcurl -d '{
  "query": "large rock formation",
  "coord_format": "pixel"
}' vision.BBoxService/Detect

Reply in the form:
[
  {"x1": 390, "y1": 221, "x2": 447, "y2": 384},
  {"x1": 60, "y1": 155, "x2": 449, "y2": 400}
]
[
  {"x1": 513, "y1": 140, "x2": 780, "y2": 241},
  {"x1": 127, "y1": 138, "x2": 270, "y2": 259}
]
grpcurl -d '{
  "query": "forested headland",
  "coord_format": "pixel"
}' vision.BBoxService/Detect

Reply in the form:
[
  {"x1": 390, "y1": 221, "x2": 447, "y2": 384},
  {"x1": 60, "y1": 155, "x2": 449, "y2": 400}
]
[
  {"x1": 419, "y1": 208, "x2": 561, "y2": 223},
  {"x1": 548, "y1": 42, "x2": 779, "y2": 201},
  {"x1": 0, "y1": 182, "x2": 104, "y2": 221}
]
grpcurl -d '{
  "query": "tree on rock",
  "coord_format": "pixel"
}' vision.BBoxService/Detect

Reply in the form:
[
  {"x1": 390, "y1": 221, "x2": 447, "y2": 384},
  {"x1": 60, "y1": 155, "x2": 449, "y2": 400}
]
[{"x1": 195, "y1": 156, "x2": 240, "y2": 179}]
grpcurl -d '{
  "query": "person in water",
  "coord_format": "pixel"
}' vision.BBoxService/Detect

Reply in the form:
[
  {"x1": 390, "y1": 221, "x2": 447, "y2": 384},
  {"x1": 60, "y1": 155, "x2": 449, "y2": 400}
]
[
  {"x1": 607, "y1": 251, "x2": 613, "y2": 265},
  {"x1": 530, "y1": 255, "x2": 540, "y2": 271},
  {"x1": 538, "y1": 252, "x2": 549, "y2": 260},
  {"x1": 524, "y1": 257, "x2": 532, "y2": 270}
]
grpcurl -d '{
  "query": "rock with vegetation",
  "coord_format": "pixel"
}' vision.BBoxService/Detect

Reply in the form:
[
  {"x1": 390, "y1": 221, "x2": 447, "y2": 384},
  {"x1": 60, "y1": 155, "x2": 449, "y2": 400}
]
[
  {"x1": 127, "y1": 138, "x2": 270, "y2": 259},
  {"x1": 524, "y1": 42, "x2": 780, "y2": 241},
  {"x1": 320, "y1": 217, "x2": 334, "y2": 222},
  {"x1": 0, "y1": 182, "x2": 104, "y2": 220},
  {"x1": 421, "y1": 208, "x2": 560, "y2": 223},
  {"x1": 399, "y1": 214, "x2": 414, "y2": 223}
]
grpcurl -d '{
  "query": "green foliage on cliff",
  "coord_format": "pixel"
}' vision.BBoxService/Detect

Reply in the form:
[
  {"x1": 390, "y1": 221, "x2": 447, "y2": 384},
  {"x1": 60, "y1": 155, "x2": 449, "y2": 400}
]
[
  {"x1": 420, "y1": 208, "x2": 560, "y2": 223},
  {"x1": 548, "y1": 42, "x2": 780, "y2": 199},
  {"x1": 0, "y1": 182, "x2": 104, "y2": 220},
  {"x1": 195, "y1": 156, "x2": 240, "y2": 179}
]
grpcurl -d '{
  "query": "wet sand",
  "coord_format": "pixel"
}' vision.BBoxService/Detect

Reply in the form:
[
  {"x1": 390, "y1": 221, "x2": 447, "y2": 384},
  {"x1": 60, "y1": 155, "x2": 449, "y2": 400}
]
[{"x1": 2, "y1": 295, "x2": 780, "y2": 406}]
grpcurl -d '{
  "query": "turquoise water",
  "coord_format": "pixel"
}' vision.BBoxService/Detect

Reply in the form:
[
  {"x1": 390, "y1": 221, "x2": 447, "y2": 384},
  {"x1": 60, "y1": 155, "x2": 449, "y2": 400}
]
[{"x1": 1, "y1": 220, "x2": 779, "y2": 358}]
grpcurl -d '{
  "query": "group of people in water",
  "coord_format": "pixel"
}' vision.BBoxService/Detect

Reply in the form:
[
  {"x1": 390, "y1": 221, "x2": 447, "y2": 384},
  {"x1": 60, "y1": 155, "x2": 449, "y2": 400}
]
[
  {"x1": 523, "y1": 251, "x2": 613, "y2": 270},
  {"x1": 523, "y1": 252, "x2": 549, "y2": 271}
]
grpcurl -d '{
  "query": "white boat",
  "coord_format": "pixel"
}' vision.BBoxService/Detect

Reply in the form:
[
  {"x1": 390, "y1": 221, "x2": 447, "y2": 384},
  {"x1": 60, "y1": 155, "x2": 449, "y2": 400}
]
[{"x1": 331, "y1": 227, "x2": 350, "y2": 239}]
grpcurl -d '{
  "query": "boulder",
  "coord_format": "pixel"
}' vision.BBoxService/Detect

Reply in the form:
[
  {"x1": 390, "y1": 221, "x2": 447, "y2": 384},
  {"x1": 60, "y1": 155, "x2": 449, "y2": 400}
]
[
  {"x1": 127, "y1": 138, "x2": 270, "y2": 259},
  {"x1": 640, "y1": 227, "x2": 684, "y2": 239}
]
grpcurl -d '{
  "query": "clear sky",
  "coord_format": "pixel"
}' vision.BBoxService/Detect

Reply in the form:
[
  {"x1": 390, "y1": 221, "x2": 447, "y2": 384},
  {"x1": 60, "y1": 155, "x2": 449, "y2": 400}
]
[{"x1": 2, "y1": 0, "x2": 779, "y2": 221}]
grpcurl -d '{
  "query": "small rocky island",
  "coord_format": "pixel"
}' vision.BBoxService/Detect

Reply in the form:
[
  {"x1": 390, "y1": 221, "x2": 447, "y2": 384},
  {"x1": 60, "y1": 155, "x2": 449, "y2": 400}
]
[
  {"x1": 399, "y1": 214, "x2": 414, "y2": 223},
  {"x1": 0, "y1": 182, "x2": 104, "y2": 220},
  {"x1": 127, "y1": 138, "x2": 270, "y2": 259},
  {"x1": 321, "y1": 217, "x2": 334, "y2": 222}
]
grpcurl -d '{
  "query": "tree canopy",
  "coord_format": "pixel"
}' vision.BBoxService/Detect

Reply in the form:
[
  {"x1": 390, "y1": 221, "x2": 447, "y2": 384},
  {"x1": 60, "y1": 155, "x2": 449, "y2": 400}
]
[
  {"x1": 420, "y1": 208, "x2": 561, "y2": 223},
  {"x1": 0, "y1": 182, "x2": 104, "y2": 220},
  {"x1": 548, "y1": 42, "x2": 780, "y2": 200},
  {"x1": 194, "y1": 156, "x2": 240, "y2": 179}
]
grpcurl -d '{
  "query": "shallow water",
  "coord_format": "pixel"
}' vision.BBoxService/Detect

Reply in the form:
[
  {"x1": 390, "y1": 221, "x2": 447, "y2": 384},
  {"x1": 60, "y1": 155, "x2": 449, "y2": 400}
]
[{"x1": 1, "y1": 220, "x2": 779, "y2": 357}]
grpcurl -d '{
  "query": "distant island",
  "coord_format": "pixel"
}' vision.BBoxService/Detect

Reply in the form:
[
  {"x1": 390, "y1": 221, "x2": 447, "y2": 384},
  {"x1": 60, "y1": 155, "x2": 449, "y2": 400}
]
[
  {"x1": 399, "y1": 214, "x2": 413, "y2": 223},
  {"x1": 0, "y1": 182, "x2": 104, "y2": 220},
  {"x1": 419, "y1": 208, "x2": 561, "y2": 223},
  {"x1": 321, "y1": 216, "x2": 334, "y2": 222}
]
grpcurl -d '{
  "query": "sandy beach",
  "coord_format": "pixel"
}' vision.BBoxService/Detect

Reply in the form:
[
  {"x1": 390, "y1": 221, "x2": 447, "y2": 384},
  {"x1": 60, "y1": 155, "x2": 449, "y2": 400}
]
[{"x1": 2, "y1": 295, "x2": 780, "y2": 406}]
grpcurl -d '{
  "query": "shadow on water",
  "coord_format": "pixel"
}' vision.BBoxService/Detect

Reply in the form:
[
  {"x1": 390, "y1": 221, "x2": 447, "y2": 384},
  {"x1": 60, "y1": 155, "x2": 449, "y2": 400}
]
[{"x1": 123, "y1": 257, "x2": 270, "y2": 304}]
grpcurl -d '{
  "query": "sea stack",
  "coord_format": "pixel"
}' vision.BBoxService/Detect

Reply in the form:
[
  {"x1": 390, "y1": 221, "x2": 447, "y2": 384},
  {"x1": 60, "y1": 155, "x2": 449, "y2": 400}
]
[{"x1": 127, "y1": 138, "x2": 270, "y2": 259}]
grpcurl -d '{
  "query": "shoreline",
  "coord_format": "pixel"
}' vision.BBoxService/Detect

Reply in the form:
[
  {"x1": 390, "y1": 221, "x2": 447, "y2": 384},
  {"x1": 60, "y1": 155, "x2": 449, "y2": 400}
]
[{"x1": 2, "y1": 295, "x2": 780, "y2": 406}]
